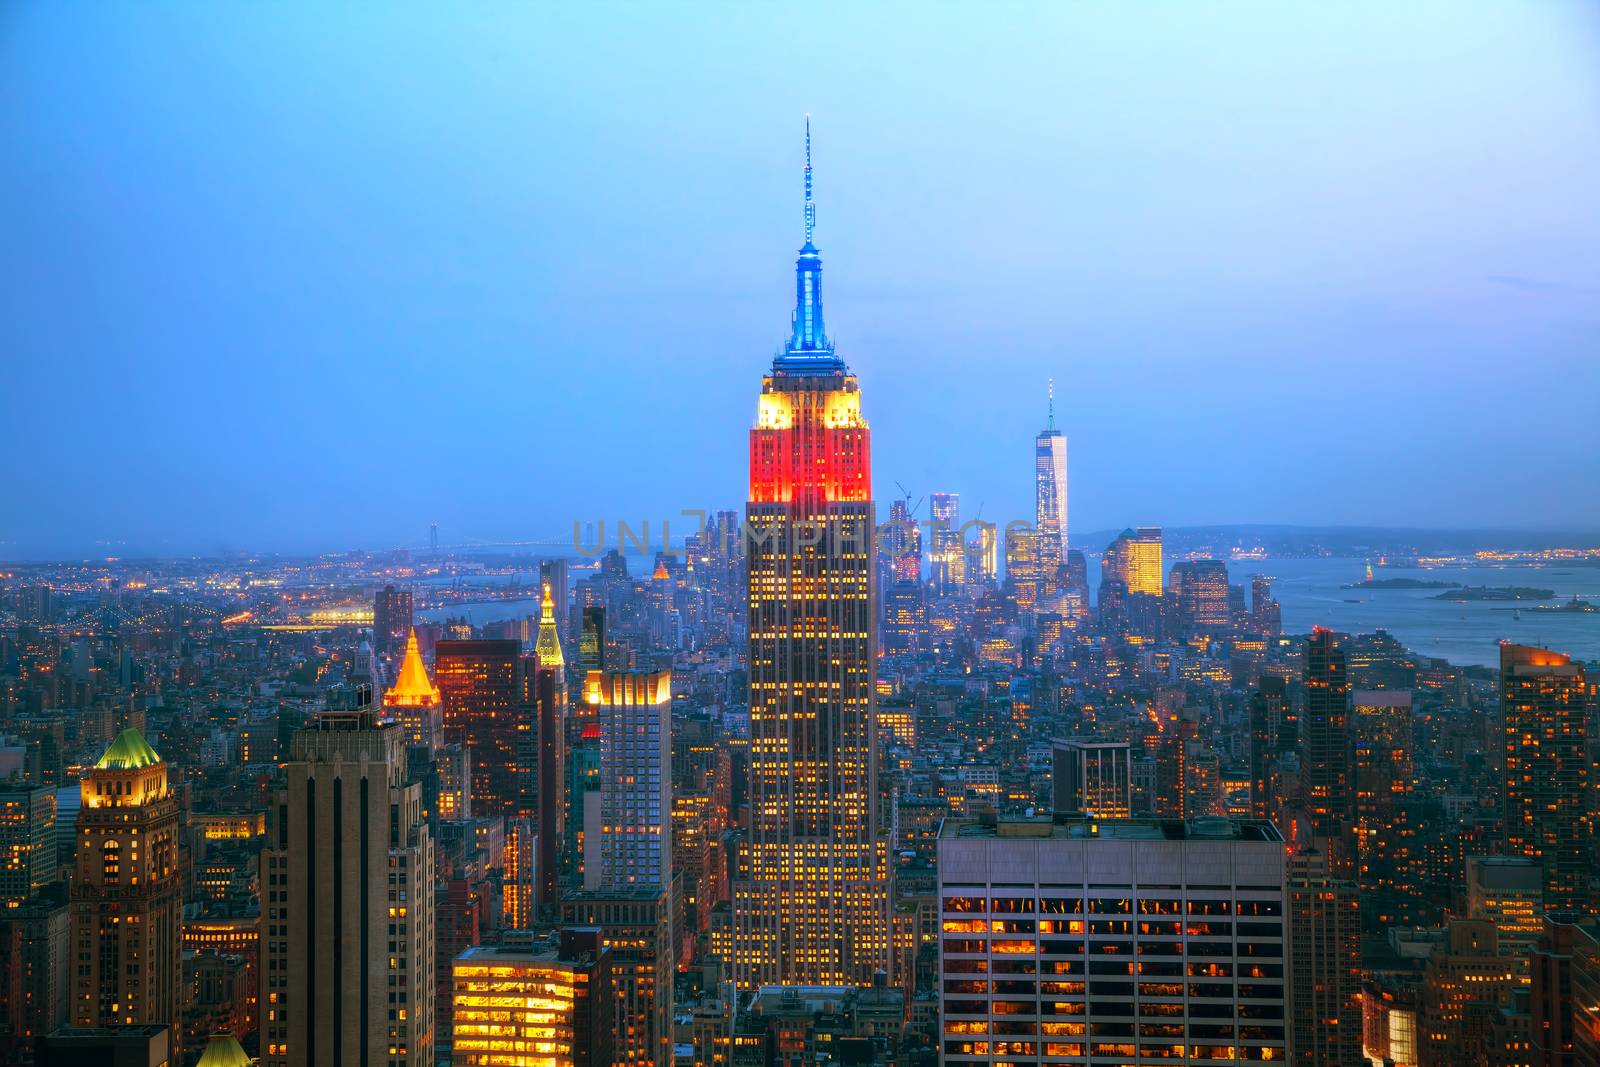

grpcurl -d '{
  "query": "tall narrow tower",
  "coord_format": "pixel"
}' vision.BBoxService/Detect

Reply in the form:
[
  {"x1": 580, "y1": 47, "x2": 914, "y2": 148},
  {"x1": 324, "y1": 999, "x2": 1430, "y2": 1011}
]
[
  {"x1": 1500, "y1": 643, "x2": 1590, "y2": 914},
  {"x1": 735, "y1": 119, "x2": 888, "y2": 989},
  {"x1": 262, "y1": 695, "x2": 436, "y2": 1067},
  {"x1": 1034, "y1": 379, "x2": 1068, "y2": 597},
  {"x1": 69, "y1": 729, "x2": 183, "y2": 1047},
  {"x1": 1302, "y1": 627, "x2": 1353, "y2": 871},
  {"x1": 565, "y1": 669, "x2": 675, "y2": 1067}
]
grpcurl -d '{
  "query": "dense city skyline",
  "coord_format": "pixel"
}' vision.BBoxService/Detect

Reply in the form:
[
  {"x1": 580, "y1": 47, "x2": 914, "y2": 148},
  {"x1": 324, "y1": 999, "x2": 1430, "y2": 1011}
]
[
  {"x1": 2, "y1": 8, "x2": 1598, "y2": 1067},
  {"x1": 5, "y1": 3, "x2": 1600, "y2": 557}
]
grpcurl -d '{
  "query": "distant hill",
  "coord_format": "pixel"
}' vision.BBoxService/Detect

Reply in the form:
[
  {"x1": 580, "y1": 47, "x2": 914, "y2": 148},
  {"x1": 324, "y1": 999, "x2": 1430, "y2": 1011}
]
[{"x1": 1072, "y1": 524, "x2": 1600, "y2": 559}]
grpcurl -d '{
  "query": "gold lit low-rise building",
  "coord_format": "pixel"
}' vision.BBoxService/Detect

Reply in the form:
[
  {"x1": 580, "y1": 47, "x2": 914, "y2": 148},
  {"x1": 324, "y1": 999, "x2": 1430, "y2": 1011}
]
[{"x1": 451, "y1": 931, "x2": 612, "y2": 1067}]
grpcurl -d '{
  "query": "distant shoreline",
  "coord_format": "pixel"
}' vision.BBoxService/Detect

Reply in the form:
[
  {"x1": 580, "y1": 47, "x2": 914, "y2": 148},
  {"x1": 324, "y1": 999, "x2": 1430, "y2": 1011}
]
[
  {"x1": 1427, "y1": 585, "x2": 1556, "y2": 602},
  {"x1": 1342, "y1": 578, "x2": 1461, "y2": 590}
]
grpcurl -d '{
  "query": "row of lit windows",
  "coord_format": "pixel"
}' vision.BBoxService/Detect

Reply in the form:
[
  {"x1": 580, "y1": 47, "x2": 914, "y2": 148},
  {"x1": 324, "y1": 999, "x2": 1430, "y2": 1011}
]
[
  {"x1": 941, "y1": 918, "x2": 1266, "y2": 936},
  {"x1": 943, "y1": 896, "x2": 1278, "y2": 916},
  {"x1": 943, "y1": 938, "x2": 1283, "y2": 959},
  {"x1": 942, "y1": 1041, "x2": 1281, "y2": 1059},
  {"x1": 945, "y1": 999, "x2": 1285, "y2": 1018},
  {"x1": 944, "y1": 964, "x2": 1276, "y2": 985},
  {"x1": 945, "y1": 958, "x2": 1280, "y2": 977}
]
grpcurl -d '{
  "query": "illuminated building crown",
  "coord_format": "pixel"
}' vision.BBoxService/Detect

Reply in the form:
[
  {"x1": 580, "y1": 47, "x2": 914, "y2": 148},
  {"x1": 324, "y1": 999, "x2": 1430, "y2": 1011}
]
[
  {"x1": 384, "y1": 628, "x2": 440, "y2": 707},
  {"x1": 85, "y1": 727, "x2": 169, "y2": 808},
  {"x1": 777, "y1": 115, "x2": 845, "y2": 377},
  {"x1": 95, "y1": 727, "x2": 161, "y2": 770},
  {"x1": 535, "y1": 581, "x2": 565, "y2": 669},
  {"x1": 195, "y1": 1033, "x2": 252, "y2": 1067}
]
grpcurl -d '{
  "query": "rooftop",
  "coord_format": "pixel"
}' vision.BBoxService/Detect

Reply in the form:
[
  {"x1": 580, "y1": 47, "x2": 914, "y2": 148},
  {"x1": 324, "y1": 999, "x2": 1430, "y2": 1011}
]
[
  {"x1": 94, "y1": 727, "x2": 162, "y2": 771},
  {"x1": 456, "y1": 943, "x2": 564, "y2": 964},
  {"x1": 940, "y1": 814, "x2": 1282, "y2": 843},
  {"x1": 195, "y1": 1032, "x2": 252, "y2": 1067},
  {"x1": 383, "y1": 629, "x2": 440, "y2": 706},
  {"x1": 456, "y1": 929, "x2": 605, "y2": 967}
]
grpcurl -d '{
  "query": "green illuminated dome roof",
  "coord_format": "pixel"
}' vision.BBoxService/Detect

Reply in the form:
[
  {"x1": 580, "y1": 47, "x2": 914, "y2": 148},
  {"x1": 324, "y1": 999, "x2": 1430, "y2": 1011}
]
[
  {"x1": 195, "y1": 1032, "x2": 252, "y2": 1067},
  {"x1": 95, "y1": 728, "x2": 162, "y2": 771}
]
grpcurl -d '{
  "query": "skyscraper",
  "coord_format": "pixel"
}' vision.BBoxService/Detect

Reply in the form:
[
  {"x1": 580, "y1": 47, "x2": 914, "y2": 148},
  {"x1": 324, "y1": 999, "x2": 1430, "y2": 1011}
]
[
  {"x1": 1168, "y1": 558, "x2": 1231, "y2": 633},
  {"x1": 0, "y1": 885, "x2": 70, "y2": 1063},
  {"x1": 1034, "y1": 379, "x2": 1067, "y2": 597},
  {"x1": 0, "y1": 783, "x2": 57, "y2": 907},
  {"x1": 262, "y1": 694, "x2": 436, "y2": 1067},
  {"x1": 1529, "y1": 917, "x2": 1600, "y2": 1067},
  {"x1": 1050, "y1": 739, "x2": 1132, "y2": 818},
  {"x1": 1288, "y1": 849, "x2": 1364, "y2": 1067},
  {"x1": 565, "y1": 715, "x2": 602, "y2": 893},
  {"x1": 526, "y1": 584, "x2": 571, "y2": 911},
  {"x1": 881, "y1": 580, "x2": 926, "y2": 656},
  {"x1": 1102, "y1": 527, "x2": 1163, "y2": 598},
  {"x1": 930, "y1": 492, "x2": 962, "y2": 590},
  {"x1": 1248, "y1": 675, "x2": 1293, "y2": 823},
  {"x1": 586, "y1": 670, "x2": 671, "y2": 888},
  {"x1": 1417, "y1": 918, "x2": 1519, "y2": 1067},
  {"x1": 564, "y1": 669, "x2": 674, "y2": 1067},
  {"x1": 881, "y1": 497, "x2": 926, "y2": 652},
  {"x1": 1004, "y1": 526, "x2": 1041, "y2": 614},
  {"x1": 578, "y1": 605, "x2": 606, "y2": 674},
  {"x1": 539, "y1": 559, "x2": 570, "y2": 646},
  {"x1": 1466, "y1": 855, "x2": 1544, "y2": 961},
  {"x1": 373, "y1": 584, "x2": 414, "y2": 657},
  {"x1": 973, "y1": 519, "x2": 998, "y2": 584},
  {"x1": 502, "y1": 817, "x2": 539, "y2": 932},
  {"x1": 382, "y1": 629, "x2": 442, "y2": 751},
  {"x1": 1350, "y1": 689, "x2": 1413, "y2": 892},
  {"x1": 435, "y1": 639, "x2": 525, "y2": 821},
  {"x1": 937, "y1": 814, "x2": 1289, "y2": 1067},
  {"x1": 736, "y1": 120, "x2": 888, "y2": 990},
  {"x1": 884, "y1": 497, "x2": 922, "y2": 584},
  {"x1": 1249, "y1": 574, "x2": 1281, "y2": 636},
  {"x1": 1302, "y1": 627, "x2": 1352, "y2": 866},
  {"x1": 69, "y1": 729, "x2": 182, "y2": 1045},
  {"x1": 526, "y1": 666, "x2": 565, "y2": 913},
  {"x1": 1500, "y1": 643, "x2": 1590, "y2": 914}
]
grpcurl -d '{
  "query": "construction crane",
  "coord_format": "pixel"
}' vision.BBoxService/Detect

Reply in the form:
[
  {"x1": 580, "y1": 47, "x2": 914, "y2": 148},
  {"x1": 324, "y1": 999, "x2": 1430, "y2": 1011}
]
[{"x1": 893, "y1": 480, "x2": 924, "y2": 517}]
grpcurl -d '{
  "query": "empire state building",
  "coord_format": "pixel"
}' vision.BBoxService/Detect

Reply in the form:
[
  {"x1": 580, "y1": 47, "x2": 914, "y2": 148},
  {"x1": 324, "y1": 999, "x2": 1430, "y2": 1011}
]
[{"x1": 734, "y1": 120, "x2": 889, "y2": 989}]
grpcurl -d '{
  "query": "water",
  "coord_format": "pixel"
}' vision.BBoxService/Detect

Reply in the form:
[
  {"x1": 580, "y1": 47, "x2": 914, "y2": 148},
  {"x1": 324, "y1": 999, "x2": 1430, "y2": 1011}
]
[
  {"x1": 1227, "y1": 557, "x2": 1600, "y2": 667},
  {"x1": 418, "y1": 597, "x2": 545, "y2": 628}
]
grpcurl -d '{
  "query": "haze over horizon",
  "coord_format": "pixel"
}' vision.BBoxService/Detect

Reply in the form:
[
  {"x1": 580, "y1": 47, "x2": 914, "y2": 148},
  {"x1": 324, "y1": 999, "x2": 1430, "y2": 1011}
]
[{"x1": 4, "y1": 2, "x2": 1599, "y2": 558}]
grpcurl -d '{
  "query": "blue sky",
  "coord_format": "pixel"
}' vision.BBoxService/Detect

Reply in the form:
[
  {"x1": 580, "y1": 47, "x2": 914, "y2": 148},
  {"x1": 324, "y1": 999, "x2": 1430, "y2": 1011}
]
[{"x1": 3, "y1": 2, "x2": 1598, "y2": 558}]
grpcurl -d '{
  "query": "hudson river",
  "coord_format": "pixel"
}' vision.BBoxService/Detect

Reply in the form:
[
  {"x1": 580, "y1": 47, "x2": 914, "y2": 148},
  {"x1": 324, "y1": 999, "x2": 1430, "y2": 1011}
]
[{"x1": 1238, "y1": 557, "x2": 1600, "y2": 667}]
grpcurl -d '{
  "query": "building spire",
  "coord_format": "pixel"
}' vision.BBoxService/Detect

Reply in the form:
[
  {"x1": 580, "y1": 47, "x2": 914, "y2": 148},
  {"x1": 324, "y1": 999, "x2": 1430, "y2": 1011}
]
[
  {"x1": 804, "y1": 113, "x2": 815, "y2": 247},
  {"x1": 1047, "y1": 378, "x2": 1056, "y2": 430},
  {"x1": 778, "y1": 115, "x2": 838, "y2": 371}
]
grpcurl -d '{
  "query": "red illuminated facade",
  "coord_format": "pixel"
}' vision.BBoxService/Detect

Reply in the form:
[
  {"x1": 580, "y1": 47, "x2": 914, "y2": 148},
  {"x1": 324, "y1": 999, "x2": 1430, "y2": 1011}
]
[{"x1": 748, "y1": 373, "x2": 870, "y2": 505}]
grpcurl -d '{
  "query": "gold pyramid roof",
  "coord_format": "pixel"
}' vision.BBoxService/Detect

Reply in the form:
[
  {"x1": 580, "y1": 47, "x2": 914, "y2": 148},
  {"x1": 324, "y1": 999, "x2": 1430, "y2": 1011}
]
[
  {"x1": 384, "y1": 629, "x2": 440, "y2": 706},
  {"x1": 535, "y1": 581, "x2": 564, "y2": 670}
]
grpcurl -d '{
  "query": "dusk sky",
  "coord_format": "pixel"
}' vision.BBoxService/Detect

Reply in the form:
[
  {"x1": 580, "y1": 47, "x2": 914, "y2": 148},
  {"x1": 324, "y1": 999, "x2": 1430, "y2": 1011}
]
[{"x1": 3, "y1": 2, "x2": 1599, "y2": 558}]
